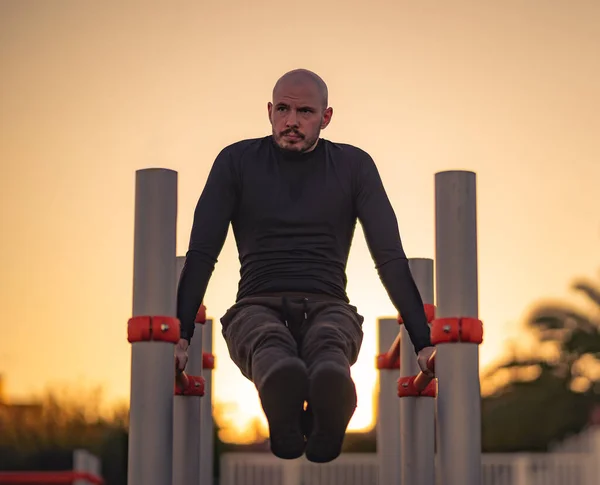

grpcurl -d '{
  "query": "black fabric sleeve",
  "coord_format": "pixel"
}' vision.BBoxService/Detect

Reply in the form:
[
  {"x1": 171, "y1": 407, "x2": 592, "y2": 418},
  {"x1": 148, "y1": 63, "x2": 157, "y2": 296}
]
[
  {"x1": 176, "y1": 148, "x2": 238, "y2": 342},
  {"x1": 354, "y1": 153, "x2": 432, "y2": 353}
]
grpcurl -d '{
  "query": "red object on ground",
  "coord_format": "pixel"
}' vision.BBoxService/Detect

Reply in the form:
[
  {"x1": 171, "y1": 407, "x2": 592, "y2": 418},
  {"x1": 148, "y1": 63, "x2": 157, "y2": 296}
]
[{"x1": 0, "y1": 471, "x2": 103, "y2": 484}]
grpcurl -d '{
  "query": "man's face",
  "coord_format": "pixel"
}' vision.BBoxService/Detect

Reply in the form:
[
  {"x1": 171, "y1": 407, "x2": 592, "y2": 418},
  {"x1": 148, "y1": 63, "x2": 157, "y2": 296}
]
[{"x1": 268, "y1": 79, "x2": 332, "y2": 153}]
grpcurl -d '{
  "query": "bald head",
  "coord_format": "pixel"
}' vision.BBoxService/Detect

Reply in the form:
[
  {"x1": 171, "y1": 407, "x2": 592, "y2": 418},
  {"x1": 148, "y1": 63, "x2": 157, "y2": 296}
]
[
  {"x1": 272, "y1": 69, "x2": 329, "y2": 109},
  {"x1": 268, "y1": 69, "x2": 333, "y2": 153}
]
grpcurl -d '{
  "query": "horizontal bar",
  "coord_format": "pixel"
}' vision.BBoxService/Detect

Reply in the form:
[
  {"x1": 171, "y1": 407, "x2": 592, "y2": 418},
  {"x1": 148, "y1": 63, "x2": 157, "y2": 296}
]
[
  {"x1": 413, "y1": 350, "x2": 436, "y2": 392},
  {"x1": 376, "y1": 331, "x2": 401, "y2": 369}
]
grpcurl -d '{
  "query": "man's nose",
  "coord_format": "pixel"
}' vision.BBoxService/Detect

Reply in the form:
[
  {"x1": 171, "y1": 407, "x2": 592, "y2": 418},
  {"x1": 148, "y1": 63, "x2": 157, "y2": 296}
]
[{"x1": 286, "y1": 110, "x2": 299, "y2": 127}]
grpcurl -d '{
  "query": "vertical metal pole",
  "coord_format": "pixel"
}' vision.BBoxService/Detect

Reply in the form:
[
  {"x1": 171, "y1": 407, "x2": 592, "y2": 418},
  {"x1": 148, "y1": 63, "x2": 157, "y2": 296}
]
[
  {"x1": 201, "y1": 319, "x2": 215, "y2": 485},
  {"x1": 282, "y1": 459, "x2": 302, "y2": 485},
  {"x1": 129, "y1": 168, "x2": 178, "y2": 485},
  {"x1": 173, "y1": 257, "x2": 203, "y2": 485},
  {"x1": 88, "y1": 452, "x2": 102, "y2": 484},
  {"x1": 377, "y1": 317, "x2": 401, "y2": 484},
  {"x1": 400, "y1": 258, "x2": 435, "y2": 485},
  {"x1": 434, "y1": 170, "x2": 482, "y2": 485}
]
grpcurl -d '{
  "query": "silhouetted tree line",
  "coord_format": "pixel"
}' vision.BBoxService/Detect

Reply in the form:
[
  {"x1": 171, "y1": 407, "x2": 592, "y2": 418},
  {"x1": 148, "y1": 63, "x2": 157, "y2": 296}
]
[
  {"x1": 2, "y1": 272, "x2": 599, "y2": 483},
  {"x1": 0, "y1": 387, "x2": 129, "y2": 484}
]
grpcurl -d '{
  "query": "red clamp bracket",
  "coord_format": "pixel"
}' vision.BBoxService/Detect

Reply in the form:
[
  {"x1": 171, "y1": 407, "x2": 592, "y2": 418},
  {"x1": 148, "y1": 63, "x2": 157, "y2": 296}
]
[
  {"x1": 127, "y1": 316, "x2": 180, "y2": 343},
  {"x1": 175, "y1": 371, "x2": 205, "y2": 396},
  {"x1": 398, "y1": 303, "x2": 436, "y2": 325},
  {"x1": 398, "y1": 349, "x2": 436, "y2": 397},
  {"x1": 202, "y1": 352, "x2": 215, "y2": 370},
  {"x1": 398, "y1": 375, "x2": 437, "y2": 398},
  {"x1": 195, "y1": 305, "x2": 207, "y2": 324},
  {"x1": 430, "y1": 317, "x2": 483, "y2": 345}
]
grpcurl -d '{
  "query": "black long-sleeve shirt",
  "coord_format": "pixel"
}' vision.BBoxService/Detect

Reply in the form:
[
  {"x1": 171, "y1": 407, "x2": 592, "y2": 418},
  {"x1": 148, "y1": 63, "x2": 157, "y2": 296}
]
[{"x1": 177, "y1": 135, "x2": 431, "y2": 353}]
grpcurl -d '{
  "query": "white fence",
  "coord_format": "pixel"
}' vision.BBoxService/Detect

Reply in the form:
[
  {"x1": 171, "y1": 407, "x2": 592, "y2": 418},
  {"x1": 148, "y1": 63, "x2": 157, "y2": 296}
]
[{"x1": 220, "y1": 450, "x2": 597, "y2": 485}]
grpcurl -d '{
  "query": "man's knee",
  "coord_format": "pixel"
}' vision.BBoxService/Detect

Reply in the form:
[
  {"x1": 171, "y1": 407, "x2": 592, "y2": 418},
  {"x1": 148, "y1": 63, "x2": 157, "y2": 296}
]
[
  {"x1": 302, "y1": 317, "x2": 363, "y2": 369},
  {"x1": 221, "y1": 303, "x2": 299, "y2": 381},
  {"x1": 250, "y1": 322, "x2": 298, "y2": 355},
  {"x1": 222, "y1": 304, "x2": 289, "y2": 350}
]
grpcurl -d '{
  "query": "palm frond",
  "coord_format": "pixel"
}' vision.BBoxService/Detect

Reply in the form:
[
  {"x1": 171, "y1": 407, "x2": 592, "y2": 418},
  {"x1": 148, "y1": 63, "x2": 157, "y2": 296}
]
[
  {"x1": 528, "y1": 303, "x2": 597, "y2": 334},
  {"x1": 482, "y1": 356, "x2": 549, "y2": 378},
  {"x1": 563, "y1": 327, "x2": 600, "y2": 356},
  {"x1": 572, "y1": 278, "x2": 600, "y2": 315}
]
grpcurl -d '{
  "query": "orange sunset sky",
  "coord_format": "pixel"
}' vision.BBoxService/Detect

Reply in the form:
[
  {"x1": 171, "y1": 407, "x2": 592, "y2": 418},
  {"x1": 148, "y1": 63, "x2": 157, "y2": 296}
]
[{"x1": 1, "y1": 1, "x2": 599, "y2": 442}]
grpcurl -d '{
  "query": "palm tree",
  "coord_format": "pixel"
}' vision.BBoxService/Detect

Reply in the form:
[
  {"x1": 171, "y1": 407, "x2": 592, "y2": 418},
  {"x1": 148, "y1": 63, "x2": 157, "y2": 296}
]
[
  {"x1": 488, "y1": 274, "x2": 600, "y2": 390},
  {"x1": 480, "y1": 272, "x2": 600, "y2": 452},
  {"x1": 521, "y1": 275, "x2": 600, "y2": 390}
]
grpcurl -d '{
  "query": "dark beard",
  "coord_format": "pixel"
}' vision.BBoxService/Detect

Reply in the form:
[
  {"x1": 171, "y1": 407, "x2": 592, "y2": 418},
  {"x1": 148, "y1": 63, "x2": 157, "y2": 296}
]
[{"x1": 274, "y1": 130, "x2": 319, "y2": 153}]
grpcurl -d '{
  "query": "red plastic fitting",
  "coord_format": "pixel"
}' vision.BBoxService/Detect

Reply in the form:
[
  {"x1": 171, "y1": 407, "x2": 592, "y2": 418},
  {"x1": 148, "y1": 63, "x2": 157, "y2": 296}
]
[
  {"x1": 397, "y1": 375, "x2": 437, "y2": 398},
  {"x1": 430, "y1": 317, "x2": 483, "y2": 345},
  {"x1": 202, "y1": 352, "x2": 215, "y2": 370},
  {"x1": 195, "y1": 305, "x2": 207, "y2": 324},
  {"x1": 174, "y1": 371, "x2": 205, "y2": 396},
  {"x1": 127, "y1": 316, "x2": 180, "y2": 343}
]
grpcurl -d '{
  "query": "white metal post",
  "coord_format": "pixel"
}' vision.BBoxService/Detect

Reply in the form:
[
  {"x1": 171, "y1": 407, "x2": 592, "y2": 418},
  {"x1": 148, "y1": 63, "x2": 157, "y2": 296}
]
[
  {"x1": 201, "y1": 318, "x2": 215, "y2": 485},
  {"x1": 377, "y1": 317, "x2": 401, "y2": 484},
  {"x1": 399, "y1": 258, "x2": 436, "y2": 485},
  {"x1": 434, "y1": 170, "x2": 482, "y2": 485},
  {"x1": 128, "y1": 168, "x2": 178, "y2": 485},
  {"x1": 173, "y1": 256, "x2": 204, "y2": 485}
]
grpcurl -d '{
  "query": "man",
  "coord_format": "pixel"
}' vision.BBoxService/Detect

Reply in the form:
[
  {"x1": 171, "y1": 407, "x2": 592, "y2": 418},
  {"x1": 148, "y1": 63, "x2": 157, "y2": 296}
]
[{"x1": 175, "y1": 69, "x2": 435, "y2": 463}]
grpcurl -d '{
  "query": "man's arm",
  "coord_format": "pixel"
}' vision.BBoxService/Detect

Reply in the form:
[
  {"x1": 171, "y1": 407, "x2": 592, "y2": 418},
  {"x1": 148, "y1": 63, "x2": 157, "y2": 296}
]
[
  {"x1": 354, "y1": 152, "x2": 432, "y2": 353},
  {"x1": 177, "y1": 148, "x2": 238, "y2": 343}
]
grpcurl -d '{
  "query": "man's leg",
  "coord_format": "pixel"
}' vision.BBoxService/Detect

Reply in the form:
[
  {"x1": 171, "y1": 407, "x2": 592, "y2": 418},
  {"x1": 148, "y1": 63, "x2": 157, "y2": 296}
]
[
  {"x1": 221, "y1": 298, "x2": 309, "y2": 459},
  {"x1": 299, "y1": 300, "x2": 364, "y2": 463}
]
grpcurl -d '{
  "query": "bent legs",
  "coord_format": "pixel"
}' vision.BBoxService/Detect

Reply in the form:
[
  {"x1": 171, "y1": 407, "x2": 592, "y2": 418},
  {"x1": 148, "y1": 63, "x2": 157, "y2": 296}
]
[{"x1": 220, "y1": 296, "x2": 364, "y2": 462}]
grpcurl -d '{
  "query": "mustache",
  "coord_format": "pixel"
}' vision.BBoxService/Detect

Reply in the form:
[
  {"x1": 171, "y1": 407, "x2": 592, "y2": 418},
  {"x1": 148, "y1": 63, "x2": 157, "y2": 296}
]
[{"x1": 281, "y1": 130, "x2": 304, "y2": 138}]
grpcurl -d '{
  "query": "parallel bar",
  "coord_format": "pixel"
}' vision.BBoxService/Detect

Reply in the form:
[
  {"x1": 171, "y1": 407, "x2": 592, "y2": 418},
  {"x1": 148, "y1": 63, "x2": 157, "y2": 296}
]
[
  {"x1": 401, "y1": 258, "x2": 434, "y2": 375},
  {"x1": 128, "y1": 168, "x2": 178, "y2": 485},
  {"x1": 377, "y1": 317, "x2": 401, "y2": 484},
  {"x1": 173, "y1": 256, "x2": 203, "y2": 485},
  {"x1": 434, "y1": 170, "x2": 482, "y2": 485},
  {"x1": 200, "y1": 319, "x2": 215, "y2": 485},
  {"x1": 412, "y1": 351, "x2": 435, "y2": 391},
  {"x1": 378, "y1": 332, "x2": 401, "y2": 370},
  {"x1": 400, "y1": 257, "x2": 435, "y2": 485}
]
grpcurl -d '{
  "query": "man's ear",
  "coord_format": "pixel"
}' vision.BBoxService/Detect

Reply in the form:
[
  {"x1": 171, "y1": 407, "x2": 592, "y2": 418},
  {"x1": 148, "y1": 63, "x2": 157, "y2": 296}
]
[{"x1": 321, "y1": 107, "x2": 333, "y2": 129}]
